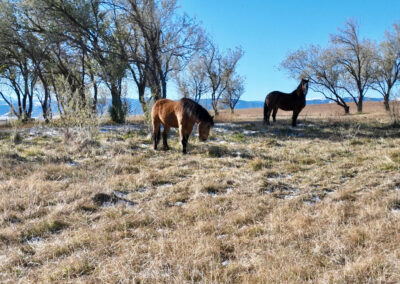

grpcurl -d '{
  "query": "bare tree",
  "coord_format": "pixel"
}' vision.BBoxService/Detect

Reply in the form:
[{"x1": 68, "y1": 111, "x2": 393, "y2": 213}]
[
  {"x1": 126, "y1": 28, "x2": 151, "y2": 113},
  {"x1": 157, "y1": 3, "x2": 204, "y2": 99},
  {"x1": 281, "y1": 45, "x2": 351, "y2": 114},
  {"x1": 203, "y1": 42, "x2": 243, "y2": 115},
  {"x1": 331, "y1": 19, "x2": 376, "y2": 113},
  {"x1": 115, "y1": 0, "x2": 152, "y2": 114},
  {"x1": 176, "y1": 55, "x2": 209, "y2": 103},
  {"x1": 371, "y1": 22, "x2": 400, "y2": 111},
  {"x1": 123, "y1": 0, "x2": 204, "y2": 104},
  {"x1": 222, "y1": 73, "x2": 244, "y2": 113}
]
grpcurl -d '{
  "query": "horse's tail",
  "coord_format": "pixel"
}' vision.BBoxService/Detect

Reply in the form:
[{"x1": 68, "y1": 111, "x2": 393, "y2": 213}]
[
  {"x1": 263, "y1": 98, "x2": 269, "y2": 124},
  {"x1": 151, "y1": 105, "x2": 161, "y2": 143}
]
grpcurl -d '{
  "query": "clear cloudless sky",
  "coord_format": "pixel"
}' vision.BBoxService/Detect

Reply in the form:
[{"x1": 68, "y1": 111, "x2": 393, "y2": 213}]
[{"x1": 166, "y1": 0, "x2": 400, "y2": 101}]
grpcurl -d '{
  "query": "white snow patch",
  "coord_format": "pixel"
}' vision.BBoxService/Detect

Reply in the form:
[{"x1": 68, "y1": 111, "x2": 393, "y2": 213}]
[
  {"x1": 243, "y1": 130, "x2": 257, "y2": 135},
  {"x1": 157, "y1": 183, "x2": 173, "y2": 189},
  {"x1": 284, "y1": 195, "x2": 297, "y2": 200},
  {"x1": 113, "y1": 190, "x2": 128, "y2": 198},
  {"x1": 221, "y1": 260, "x2": 230, "y2": 266},
  {"x1": 99, "y1": 124, "x2": 142, "y2": 133},
  {"x1": 226, "y1": 187, "x2": 235, "y2": 193}
]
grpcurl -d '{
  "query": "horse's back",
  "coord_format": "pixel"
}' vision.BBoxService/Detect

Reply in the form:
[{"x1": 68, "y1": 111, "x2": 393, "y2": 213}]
[
  {"x1": 152, "y1": 99, "x2": 179, "y2": 128},
  {"x1": 265, "y1": 91, "x2": 292, "y2": 111}
]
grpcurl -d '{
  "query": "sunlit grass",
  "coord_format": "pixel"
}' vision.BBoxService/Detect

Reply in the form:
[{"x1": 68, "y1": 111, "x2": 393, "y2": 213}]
[{"x1": 0, "y1": 111, "x2": 400, "y2": 282}]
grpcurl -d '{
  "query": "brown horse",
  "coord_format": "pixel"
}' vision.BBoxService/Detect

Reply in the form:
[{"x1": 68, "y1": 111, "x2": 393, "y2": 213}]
[
  {"x1": 151, "y1": 98, "x2": 214, "y2": 154},
  {"x1": 264, "y1": 79, "x2": 309, "y2": 127}
]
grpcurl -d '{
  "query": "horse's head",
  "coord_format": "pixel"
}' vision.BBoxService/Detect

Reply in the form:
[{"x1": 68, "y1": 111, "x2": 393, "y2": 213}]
[
  {"x1": 198, "y1": 117, "x2": 214, "y2": 141},
  {"x1": 300, "y1": 79, "x2": 309, "y2": 96}
]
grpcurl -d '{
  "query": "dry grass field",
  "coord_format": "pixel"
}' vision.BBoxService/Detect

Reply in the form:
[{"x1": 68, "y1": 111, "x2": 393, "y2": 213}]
[{"x1": 1, "y1": 102, "x2": 400, "y2": 283}]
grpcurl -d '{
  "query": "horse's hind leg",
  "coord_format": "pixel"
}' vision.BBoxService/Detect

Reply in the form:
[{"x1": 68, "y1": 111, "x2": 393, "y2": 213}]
[
  {"x1": 162, "y1": 126, "x2": 170, "y2": 150},
  {"x1": 272, "y1": 107, "x2": 278, "y2": 123},
  {"x1": 152, "y1": 118, "x2": 161, "y2": 150},
  {"x1": 263, "y1": 103, "x2": 271, "y2": 125}
]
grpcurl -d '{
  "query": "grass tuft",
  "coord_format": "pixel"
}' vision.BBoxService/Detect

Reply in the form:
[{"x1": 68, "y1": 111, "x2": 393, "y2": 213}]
[{"x1": 21, "y1": 219, "x2": 68, "y2": 241}]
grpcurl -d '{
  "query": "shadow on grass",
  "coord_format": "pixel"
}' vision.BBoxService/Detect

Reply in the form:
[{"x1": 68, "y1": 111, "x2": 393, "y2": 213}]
[{"x1": 215, "y1": 118, "x2": 400, "y2": 142}]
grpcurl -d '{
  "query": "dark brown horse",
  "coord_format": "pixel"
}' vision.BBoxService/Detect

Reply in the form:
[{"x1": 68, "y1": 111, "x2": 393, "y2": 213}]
[
  {"x1": 151, "y1": 98, "x2": 214, "y2": 154},
  {"x1": 264, "y1": 79, "x2": 309, "y2": 127}
]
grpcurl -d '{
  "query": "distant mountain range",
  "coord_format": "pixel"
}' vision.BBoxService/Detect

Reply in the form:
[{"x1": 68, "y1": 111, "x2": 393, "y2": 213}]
[{"x1": 0, "y1": 97, "x2": 384, "y2": 119}]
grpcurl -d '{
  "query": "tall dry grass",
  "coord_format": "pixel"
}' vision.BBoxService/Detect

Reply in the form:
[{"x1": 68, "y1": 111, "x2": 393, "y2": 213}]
[{"x1": 0, "y1": 107, "x2": 399, "y2": 283}]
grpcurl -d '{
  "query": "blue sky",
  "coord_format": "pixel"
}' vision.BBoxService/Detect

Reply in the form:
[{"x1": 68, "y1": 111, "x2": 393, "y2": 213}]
[{"x1": 171, "y1": 0, "x2": 400, "y2": 101}]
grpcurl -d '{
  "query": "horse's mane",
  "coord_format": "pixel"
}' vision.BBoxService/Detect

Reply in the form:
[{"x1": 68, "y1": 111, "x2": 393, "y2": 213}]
[
  {"x1": 294, "y1": 79, "x2": 308, "y2": 96},
  {"x1": 180, "y1": 98, "x2": 214, "y2": 126}
]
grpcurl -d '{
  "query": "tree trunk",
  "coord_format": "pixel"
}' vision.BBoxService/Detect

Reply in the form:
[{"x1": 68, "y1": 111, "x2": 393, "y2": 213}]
[
  {"x1": 90, "y1": 72, "x2": 98, "y2": 112},
  {"x1": 109, "y1": 82, "x2": 124, "y2": 123},
  {"x1": 344, "y1": 105, "x2": 350, "y2": 115},
  {"x1": 28, "y1": 94, "x2": 33, "y2": 119},
  {"x1": 384, "y1": 93, "x2": 390, "y2": 111},
  {"x1": 213, "y1": 104, "x2": 219, "y2": 116},
  {"x1": 151, "y1": 83, "x2": 162, "y2": 102},
  {"x1": 22, "y1": 74, "x2": 30, "y2": 122},
  {"x1": 80, "y1": 44, "x2": 86, "y2": 106},
  {"x1": 22, "y1": 95, "x2": 28, "y2": 121},
  {"x1": 138, "y1": 85, "x2": 148, "y2": 114},
  {"x1": 13, "y1": 82, "x2": 22, "y2": 118},
  {"x1": 42, "y1": 87, "x2": 50, "y2": 123},
  {"x1": 211, "y1": 91, "x2": 219, "y2": 116},
  {"x1": 38, "y1": 70, "x2": 51, "y2": 123},
  {"x1": 161, "y1": 79, "x2": 167, "y2": 99},
  {"x1": 357, "y1": 97, "x2": 363, "y2": 113}
]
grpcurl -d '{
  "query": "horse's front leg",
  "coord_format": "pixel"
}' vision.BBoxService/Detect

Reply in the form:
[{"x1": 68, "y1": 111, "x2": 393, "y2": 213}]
[
  {"x1": 178, "y1": 125, "x2": 187, "y2": 154},
  {"x1": 292, "y1": 111, "x2": 299, "y2": 127},
  {"x1": 162, "y1": 126, "x2": 170, "y2": 150}
]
